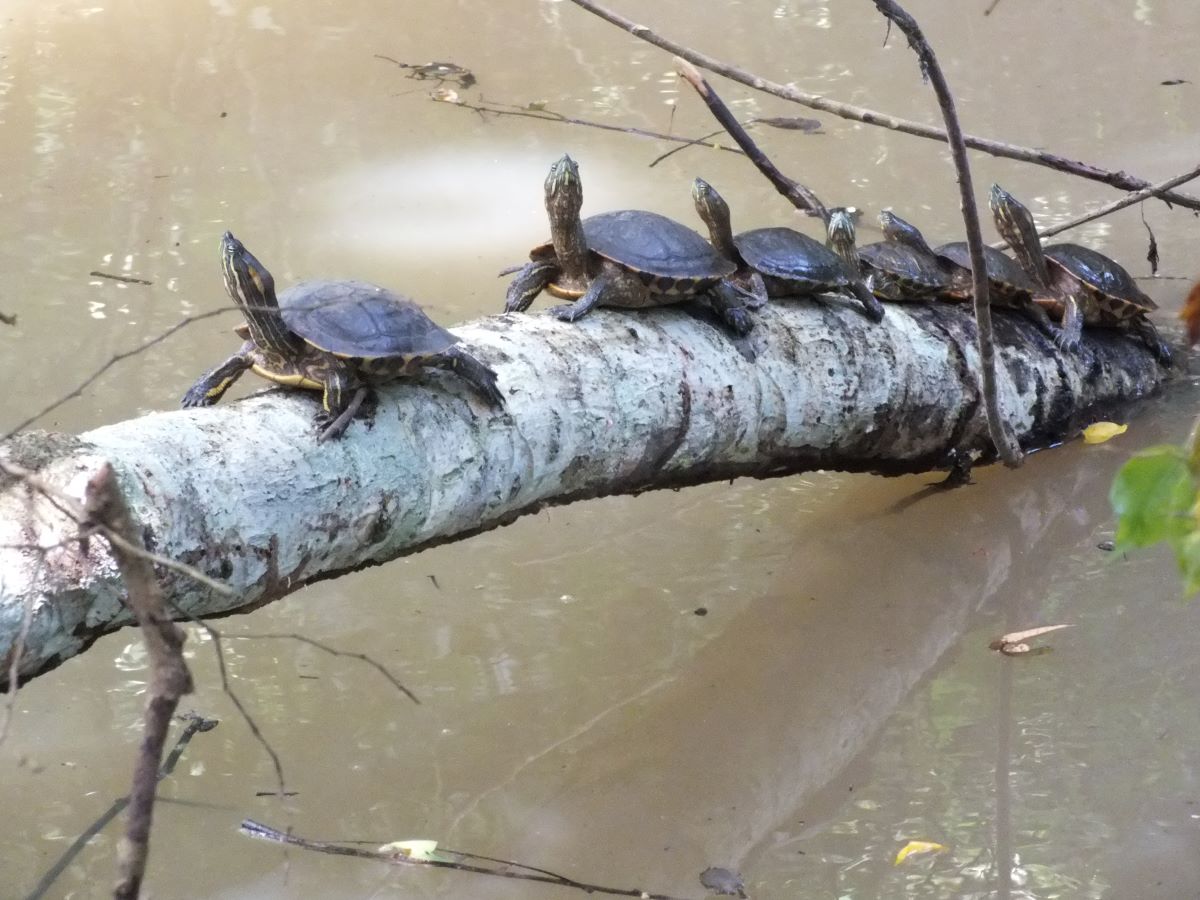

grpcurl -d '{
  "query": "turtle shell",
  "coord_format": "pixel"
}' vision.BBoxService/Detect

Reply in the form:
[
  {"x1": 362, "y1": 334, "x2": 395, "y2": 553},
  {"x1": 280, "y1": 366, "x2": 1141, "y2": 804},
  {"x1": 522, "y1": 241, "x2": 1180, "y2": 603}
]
[
  {"x1": 935, "y1": 242, "x2": 1038, "y2": 302},
  {"x1": 582, "y1": 210, "x2": 735, "y2": 287},
  {"x1": 734, "y1": 227, "x2": 851, "y2": 287},
  {"x1": 859, "y1": 240, "x2": 949, "y2": 294},
  {"x1": 278, "y1": 280, "x2": 457, "y2": 360},
  {"x1": 1044, "y1": 243, "x2": 1157, "y2": 315}
]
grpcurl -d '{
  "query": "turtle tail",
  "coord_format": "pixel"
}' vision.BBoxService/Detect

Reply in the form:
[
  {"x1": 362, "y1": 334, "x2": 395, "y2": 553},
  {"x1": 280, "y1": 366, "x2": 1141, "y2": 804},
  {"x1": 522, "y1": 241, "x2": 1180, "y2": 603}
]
[{"x1": 433, "y1": 346, "x2": 506, "y2": 408}]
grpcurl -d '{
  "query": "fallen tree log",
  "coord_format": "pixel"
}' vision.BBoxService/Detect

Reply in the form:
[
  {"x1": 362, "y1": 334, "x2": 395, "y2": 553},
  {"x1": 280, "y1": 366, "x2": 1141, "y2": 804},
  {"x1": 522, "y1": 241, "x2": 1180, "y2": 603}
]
[{"x1": 0, "y1": 300, "x2": 1167, "y2": 686}]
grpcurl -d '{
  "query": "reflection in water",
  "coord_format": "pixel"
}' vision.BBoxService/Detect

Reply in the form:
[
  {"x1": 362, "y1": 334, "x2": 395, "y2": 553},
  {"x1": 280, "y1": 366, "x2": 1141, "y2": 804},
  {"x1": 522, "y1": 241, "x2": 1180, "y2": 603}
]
[{"x1": 2, "y1": 0, "x2": 1200, "y2": 897}]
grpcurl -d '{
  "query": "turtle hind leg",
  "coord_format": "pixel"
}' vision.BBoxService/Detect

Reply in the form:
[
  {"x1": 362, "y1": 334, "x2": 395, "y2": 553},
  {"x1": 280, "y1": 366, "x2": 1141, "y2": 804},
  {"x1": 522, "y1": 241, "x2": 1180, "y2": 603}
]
[
  {"x1": 1132, "y1": 317, "x2": 1173, "y2": 367},
  {"x1": 181, "y1": 342, "x2": 254, "y2": 408},
  {"x1": 504, "y1": 260, "x2": 558, "y2": 313},
  {"x1": 429, "y1": 346, "x2": 506, "y2": 408},
  {"x1": 314, "y1": 358, "x2": 364, "y2": 440}
]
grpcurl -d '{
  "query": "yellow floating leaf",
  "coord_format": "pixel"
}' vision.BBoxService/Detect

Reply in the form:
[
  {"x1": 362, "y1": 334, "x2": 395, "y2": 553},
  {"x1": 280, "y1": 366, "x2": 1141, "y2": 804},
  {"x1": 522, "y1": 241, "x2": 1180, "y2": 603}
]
[
  {"x1": 1083, "y1": 422, "x2": 1128, "y2": 444},
  {"x1": 379, "y1": 839, "x2": 440, "y2": 860},
  {"x1": 894, "y1": 840, "x2": 947, "y2": 865}
]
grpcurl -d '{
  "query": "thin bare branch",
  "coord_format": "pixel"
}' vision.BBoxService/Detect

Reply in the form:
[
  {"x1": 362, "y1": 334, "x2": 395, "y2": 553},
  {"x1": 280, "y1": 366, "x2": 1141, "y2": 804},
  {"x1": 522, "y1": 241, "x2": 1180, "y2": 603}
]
[
  {"x1": 566, "y1": 0, "x2": 1200, "y2": 212},
  {"x1": 434, "y1": 95, "x2": 745, "y2": 159},
  {"x1": 82, "y1": 464, "x2": 194, "y2": 900},
  {"x1": 227, "y1": 632, "x2": 419, "y2": 705},
  {"x1": 24, "y1": 714, "x2": 217, "y2": 900},
  {"x1": 240, "y1": 819, "x2": 691, "y2": 900},
  {"x1": 1, "y1": 308, "x2": 232, "y2": 442},
  {"x1": 871, "y1": 0, "x2": 1022, "y2": 467},
  {"x1": 673, "y1": 57, "x2": 828, "y2": 222}
]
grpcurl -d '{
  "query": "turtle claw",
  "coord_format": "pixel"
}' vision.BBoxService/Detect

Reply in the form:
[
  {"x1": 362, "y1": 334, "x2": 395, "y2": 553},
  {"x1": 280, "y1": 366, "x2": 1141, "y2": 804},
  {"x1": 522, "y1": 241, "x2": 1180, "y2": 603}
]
[
  {"x1": 1053, "y1": 331, "x2": 1081, "y2": 354},
  {"x1": 548, "y1": 302, "x2": 587, "y2": 323}
]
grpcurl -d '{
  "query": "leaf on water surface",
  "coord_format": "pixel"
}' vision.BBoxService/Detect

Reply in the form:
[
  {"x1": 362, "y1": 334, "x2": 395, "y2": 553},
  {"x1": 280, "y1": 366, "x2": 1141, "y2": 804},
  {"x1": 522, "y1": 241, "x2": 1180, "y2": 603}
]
[
  {"x1": 1178, "y1": 279, "x2": 1200, "y2": 346},
  {"x1": 1161, "y1": 78, "x2": 1190, "y2": 86},
  {"x1": 1110, "y1": 446, "x2": 1196, "y2": 549},
  {"x1": 699, "y1": 866, "x2": 747, "y2": 897},
  {"x1": 430, "y1": 88, "x2": 461, "y2": 104},
  {"x1": 379, "y1": 839, "x2": 441, "y2": 860},
  {"x1": 1082, "y1": 421, "x2": 1128, "y2": 444},
  {"x1": 988, "y1": 628, "x2": 1075, "y2": 657},
  {"x1": 894, "y1": 840, "x2": 947, "y2": 865},
  {"x1": 750, "y1": 115, "x2": 823, "y2": 133}
]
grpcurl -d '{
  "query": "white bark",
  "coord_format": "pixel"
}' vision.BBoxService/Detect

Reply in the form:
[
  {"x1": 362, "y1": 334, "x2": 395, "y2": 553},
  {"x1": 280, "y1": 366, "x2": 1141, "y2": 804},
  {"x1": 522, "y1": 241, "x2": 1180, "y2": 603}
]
[{"x1": 0, "y1": 300, "x2": 1166, "y2": 685}]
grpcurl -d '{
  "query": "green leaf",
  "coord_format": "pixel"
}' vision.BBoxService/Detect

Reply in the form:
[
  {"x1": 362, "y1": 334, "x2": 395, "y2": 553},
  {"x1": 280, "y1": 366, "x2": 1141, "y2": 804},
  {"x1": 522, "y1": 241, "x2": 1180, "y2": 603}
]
[
  {"x1": 1110, "y1": 446, "x2": 1197, "y2": 549},
  {"x1": 1174, "y1": 532, "x2": 1200, "y2": 597}
]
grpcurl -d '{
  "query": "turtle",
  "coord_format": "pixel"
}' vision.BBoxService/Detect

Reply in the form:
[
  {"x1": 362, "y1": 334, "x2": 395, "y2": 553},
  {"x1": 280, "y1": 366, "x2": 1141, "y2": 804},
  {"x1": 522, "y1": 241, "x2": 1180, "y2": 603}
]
[
  {"x1": 855, "y1": 210, "x2": 952, "y2": 301},
  {"x1": 182, "y1": 231, "x2": 505, "y2": 440},
  {"x1": 690, "y1": 179, "x2": 884, "y2": 323},
  {"x1": 876, "y1": 211, "x2": 1064, "y2": 343},
  {"x1": 504, "y1": 155, "x2": 755, "y2": 336},
  {"x1": 989, "y1": 183, "x2": 1171, "y2": 364}
]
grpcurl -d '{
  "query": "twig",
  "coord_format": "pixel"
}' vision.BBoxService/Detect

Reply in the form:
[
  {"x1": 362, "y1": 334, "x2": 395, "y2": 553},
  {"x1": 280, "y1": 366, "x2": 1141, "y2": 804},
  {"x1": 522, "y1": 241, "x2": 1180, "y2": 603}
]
[
  {"x1": 24, "y1": 714, "x2": 217, "y2": 900},
  {"x1": 673, "y1": 58, "x2": 827, "y2": 222},
  {"x1": 566, "y1": 0, "x2": 1200, "y2": 212},
  {"x1": 871, "y1": 0, "x2": 1022, "y2": 468},
  {"x1": 1004, "y1": 163, "x2": 1200, "y2": 246},
  {"x1": 82, "y1": 464, "x2": 195, "y2": 899},
  {"x1": 1, "y1": 308, "x2": 231, "y2": 442},
  {"x1": 0, "y1": 561, "x2": 41, "y2": 745},
  {"x1": 90, "y1": 271, "x2": 153, "y2": 286},
  {"x1": 436, "y1": 96, "x2": 745, "y2": 159},
  {"x1": 239, "y1": 819, "x2": 692, "y2": 900},
  {"x1": 648, "y1": 128, "x2": 725, "y2": 167},
  {"x1": 171, "y1": 606, "x2": 288, "y2": 800},
  {"x1": 983, "y1": 0, "x2": 1003, "y2": 15},
  {"x1": 226, "y1": 632, "x2": 419, "y2": 705}
]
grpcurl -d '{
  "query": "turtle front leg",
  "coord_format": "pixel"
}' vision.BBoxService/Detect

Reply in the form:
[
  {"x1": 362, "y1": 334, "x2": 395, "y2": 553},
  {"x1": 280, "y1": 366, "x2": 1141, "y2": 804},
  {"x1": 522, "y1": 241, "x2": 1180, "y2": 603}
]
[
  {"x1": 1015, "y1": 298, "x2": 1065, "y2": 345},
  {"x1": 706, "y1": 280, "x2": 755, "y2": 336},
  {"x1": 426, "y1": 346, "x2": 506, "y2": 408},
  {"x1": 504, "y1": 260, "x2": 559, "y2": 313},
  {"x1": 315, "y1": 358, "x2": 366, "y2": 441},
  {"x1": 1056, "y1": 294, "x2": 1084, "y2": 353},
  {"x1": 848, "y1": 279, "x2": 886, "y2": 323},
  {"x1": 181, "y1": 341, "x2": 254, "y2": 408},
  {"x1": 1132, "y1": 317, "x2": 1173, "y2": 367}
]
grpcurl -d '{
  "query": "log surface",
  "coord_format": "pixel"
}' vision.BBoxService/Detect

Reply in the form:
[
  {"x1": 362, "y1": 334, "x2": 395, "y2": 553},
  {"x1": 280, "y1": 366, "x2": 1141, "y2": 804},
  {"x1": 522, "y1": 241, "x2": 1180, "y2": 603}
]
[{"x1": 0, "y1": 300, "x2": 1167, "y2": 686}]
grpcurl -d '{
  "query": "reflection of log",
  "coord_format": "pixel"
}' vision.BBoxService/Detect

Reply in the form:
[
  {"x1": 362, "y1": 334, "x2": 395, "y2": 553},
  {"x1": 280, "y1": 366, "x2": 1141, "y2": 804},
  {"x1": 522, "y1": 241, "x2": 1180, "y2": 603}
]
[
  {"x1": 451, "y1": 450, "x2": 1113, "y2": 895},
  {"x1": 0, "y1": 302, "x2": 1165, "y2": 686}
]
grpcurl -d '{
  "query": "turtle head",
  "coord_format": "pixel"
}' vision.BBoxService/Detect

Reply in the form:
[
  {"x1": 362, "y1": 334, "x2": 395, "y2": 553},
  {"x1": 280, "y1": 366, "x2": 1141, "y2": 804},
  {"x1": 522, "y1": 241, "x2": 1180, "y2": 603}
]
[
  {"x1": 220, "y1": 231, "x2": 277, "y2": 312},
  {"x1": 826, "y1": 208, "x2": 860, "y2": 269},
  {"x1": 879, "y1": 211, "x2": 934, "y2": 254},
  {"x1": 544, "y1": 154, "x2": 583, "y2": 221},
  {"x1": 691, "y1": 178, "x2": 736, "y2": 256},
  {"x1": 988, "y1": 184, "x2": 1049, "y2": 285}
]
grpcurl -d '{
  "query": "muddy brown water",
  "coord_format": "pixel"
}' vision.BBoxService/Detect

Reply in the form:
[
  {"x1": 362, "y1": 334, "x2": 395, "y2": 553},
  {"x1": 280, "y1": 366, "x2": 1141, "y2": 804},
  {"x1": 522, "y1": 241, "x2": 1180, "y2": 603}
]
[{"x1": 3, "y1": 1, "x2": 1200, "y2": 897}]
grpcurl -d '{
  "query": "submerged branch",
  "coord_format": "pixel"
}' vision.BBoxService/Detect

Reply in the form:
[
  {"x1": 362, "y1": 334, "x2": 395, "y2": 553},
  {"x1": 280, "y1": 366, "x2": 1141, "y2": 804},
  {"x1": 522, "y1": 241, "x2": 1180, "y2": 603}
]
[{"x1": 566, "y1": 0, "x2": 1200, "y2": 212}]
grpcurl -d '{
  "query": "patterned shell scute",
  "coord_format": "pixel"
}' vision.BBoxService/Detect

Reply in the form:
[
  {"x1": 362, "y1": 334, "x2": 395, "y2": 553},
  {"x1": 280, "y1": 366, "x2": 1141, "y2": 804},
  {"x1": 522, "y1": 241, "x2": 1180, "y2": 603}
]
[
  {"x1": 734, "y1": 227, "x2": 849, "y2": 284},
  {"x1": 859, "y1": 241, "x2": 949, "y2": 290},
  {"x1": 278, "y1": 280, "x2": 459, "y2": 359},
  {"x1": 1045, "y1": 243, "x2": 1157, "y2": 311},
  {"x1": 582, "y1": 210, "x2": 735, "y2": 281},
  {"x1": 936, "y1": 242, "x2": 1037, "y2": 292}
]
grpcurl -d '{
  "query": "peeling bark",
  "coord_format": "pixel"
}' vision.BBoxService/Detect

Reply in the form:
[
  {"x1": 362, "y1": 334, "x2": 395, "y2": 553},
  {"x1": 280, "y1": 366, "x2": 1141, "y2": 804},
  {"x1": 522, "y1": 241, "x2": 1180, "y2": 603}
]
[{"x1": 0, "y1": 301, "x2": 1167, "y2": 686}]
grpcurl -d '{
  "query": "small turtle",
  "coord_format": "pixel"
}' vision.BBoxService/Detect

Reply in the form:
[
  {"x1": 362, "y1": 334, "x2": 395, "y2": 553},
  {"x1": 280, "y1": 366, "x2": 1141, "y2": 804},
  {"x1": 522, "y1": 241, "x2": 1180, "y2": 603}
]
[
  {"x1": 690, "y1": 179, "x2": 884, "y2": 323},
  {"x1": 505, "y1": 156, "x2": 755, "y2": 336},
  {"x1": 855, "y1": 211, "x2": 952, "y2": 301},
  {"x1": 182, "y1": 232, "x2": 504, "y2": 440},
  {"x1": 878, "y1": 212, "x2": 1063, "y2": 343},
  {"x1": 989, "y1": 183, "x2": 1170, "y2": 364}
]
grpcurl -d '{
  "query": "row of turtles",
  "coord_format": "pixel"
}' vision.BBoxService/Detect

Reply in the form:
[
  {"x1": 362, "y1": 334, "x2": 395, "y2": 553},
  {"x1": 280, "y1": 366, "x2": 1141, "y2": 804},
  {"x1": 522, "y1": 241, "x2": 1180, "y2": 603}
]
[
  {"x1": 505, "y1": 155, "x2": 1169, "y2": 365},
  {"x1": 181, "y1": 154, "x2": 1168, "y2": 441}
]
